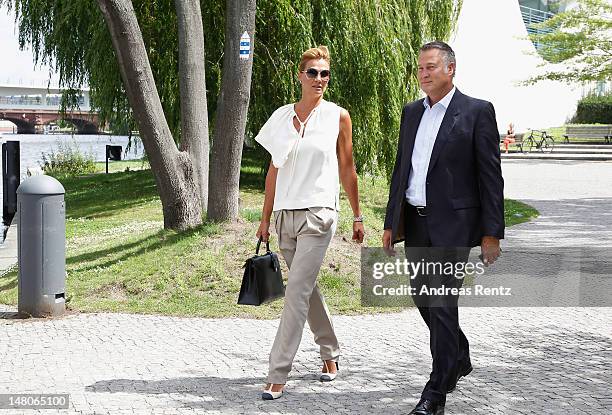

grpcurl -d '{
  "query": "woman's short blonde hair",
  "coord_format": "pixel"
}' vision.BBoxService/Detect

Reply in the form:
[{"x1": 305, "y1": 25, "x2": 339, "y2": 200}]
[{"x1": 299, "y1": 45, "x2": 331, "y2": 71}]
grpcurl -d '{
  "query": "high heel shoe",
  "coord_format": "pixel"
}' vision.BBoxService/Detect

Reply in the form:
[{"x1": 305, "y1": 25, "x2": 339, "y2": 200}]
[
  {"x1": 261, "y1": 385, "x2": 284, "y2": 400},
  {"x1": 319, "y1": 360, "x2": 339, "y2": 382}
]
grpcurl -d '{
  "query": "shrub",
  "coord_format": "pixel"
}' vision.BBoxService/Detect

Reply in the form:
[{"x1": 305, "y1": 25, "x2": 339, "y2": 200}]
[
  {"x1": 40, "y1": 140, "x2": 97, "y2": 177},
  {"x1": 574, "y1": 93, "x2": 612, "y2": 124}
]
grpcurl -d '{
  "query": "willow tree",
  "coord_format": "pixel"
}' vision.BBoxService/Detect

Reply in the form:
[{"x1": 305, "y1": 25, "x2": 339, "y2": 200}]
[
  {"x1": 4, "y1": 0, "x2": 460, "y2": 228},
  {"x1": 3, "y1": 0, "x2": 256, "y2": 229}
]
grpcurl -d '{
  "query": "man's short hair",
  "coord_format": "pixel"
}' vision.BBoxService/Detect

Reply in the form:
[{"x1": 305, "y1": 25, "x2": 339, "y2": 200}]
[{"x1": 420, "y1": 41, "x2": 456, "y2": 75}]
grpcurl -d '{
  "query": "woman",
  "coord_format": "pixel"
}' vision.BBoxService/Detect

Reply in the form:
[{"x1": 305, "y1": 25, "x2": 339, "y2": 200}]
[
  {"x1": 503, "y1": 122, "x2": 516, "y2": 153},
  {"x1": 255, "y1": 45, "x2": 364, "y2": 400}
]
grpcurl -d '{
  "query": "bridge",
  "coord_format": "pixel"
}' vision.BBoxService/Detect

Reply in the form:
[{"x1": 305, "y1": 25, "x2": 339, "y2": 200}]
[{"x1": 0, "y1": 83, "x2": 99, "y2": 134}]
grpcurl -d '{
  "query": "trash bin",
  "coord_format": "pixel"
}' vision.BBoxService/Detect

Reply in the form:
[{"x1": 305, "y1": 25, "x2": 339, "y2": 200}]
[{"x1": 17, "y1": 175, "x2": 66, "y2": 317}]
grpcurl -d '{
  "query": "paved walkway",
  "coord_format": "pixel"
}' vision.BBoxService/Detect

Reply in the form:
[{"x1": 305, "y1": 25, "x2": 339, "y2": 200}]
[
  {"x1": 1, "y1": 160, "x2": 611, "y2": 414},
  {"x1": 0, "y1": 219, "x2": 18, "y2": 275},
  {"x1": 502, "y1": 160, "x2": 612, "y2": 246}
]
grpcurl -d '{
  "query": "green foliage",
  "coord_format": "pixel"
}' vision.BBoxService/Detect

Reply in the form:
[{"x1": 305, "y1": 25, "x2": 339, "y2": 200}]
[
  {"x1": 573, "y1": 93, "x2": 612, "y2": 124},
  {"x1": 249, "y1": 0, "x2": 463, "y2": 177},
  {"x1": 526, "y1": 0, "x2": 612, "y2": 84},
  {"x1": 240, "y1": 207, "x2": 262, "y2": 222},
  {"x1": 3, "y1": 0, "x2": 461, "y2": 177},
  {"x1": 40, "y1": 139, "x2": 97, "y2": 177}
]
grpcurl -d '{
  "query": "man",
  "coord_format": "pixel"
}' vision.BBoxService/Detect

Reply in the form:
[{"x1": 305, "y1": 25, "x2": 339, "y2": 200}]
[{"x1": 382, "y1": 41, "x2": 504, "y2": 415}]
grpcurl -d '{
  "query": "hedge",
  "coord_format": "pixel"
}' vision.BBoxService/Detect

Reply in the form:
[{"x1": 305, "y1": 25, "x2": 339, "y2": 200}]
[{"x1": 574, "y1": 94, "x2": 612, "y2": 124}]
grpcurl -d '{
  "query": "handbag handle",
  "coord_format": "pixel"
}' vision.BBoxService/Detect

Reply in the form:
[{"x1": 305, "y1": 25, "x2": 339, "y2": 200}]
[{"x1": 256, "y1": 236, "x2": 271, "y2": 255}]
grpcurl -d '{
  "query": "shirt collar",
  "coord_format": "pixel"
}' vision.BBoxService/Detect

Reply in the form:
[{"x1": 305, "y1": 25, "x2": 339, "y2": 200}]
[{"x1": 423, "y1": 86, "x2": 456, "y2": 110}]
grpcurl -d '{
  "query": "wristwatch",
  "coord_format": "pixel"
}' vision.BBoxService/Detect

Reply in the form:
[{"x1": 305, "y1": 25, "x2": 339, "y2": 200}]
[{"x1": 353, "y1": 215, "x2": 364, "y2": 222}]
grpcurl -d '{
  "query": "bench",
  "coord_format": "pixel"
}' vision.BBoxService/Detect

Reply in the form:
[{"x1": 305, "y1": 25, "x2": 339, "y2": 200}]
[
  {"x1": 500, "y1": 133, "x2": 525, "y2": 153},
  {"x1": 563, "y1": 125, "x2": 611, "y2": 144}
]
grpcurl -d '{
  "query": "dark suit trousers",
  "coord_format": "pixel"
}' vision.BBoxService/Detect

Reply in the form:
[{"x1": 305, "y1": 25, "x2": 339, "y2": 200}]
[{"x1": 403, "y1": 205, "x2": 471, "y2": 404}]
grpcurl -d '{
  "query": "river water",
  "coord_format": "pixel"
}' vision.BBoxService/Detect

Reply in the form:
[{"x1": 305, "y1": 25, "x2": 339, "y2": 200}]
[{"x1": 0, "y1": 133, "x2": 145, "y2": 175}]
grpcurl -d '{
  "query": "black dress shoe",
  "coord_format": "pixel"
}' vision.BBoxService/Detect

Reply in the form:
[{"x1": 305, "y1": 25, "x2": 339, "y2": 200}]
[
  {"x1": 409, "y1": 399, "x2": 445, "y2": 415},
  {"x1": 447, "y1": 363, "x2": 473, "y2": 393}
]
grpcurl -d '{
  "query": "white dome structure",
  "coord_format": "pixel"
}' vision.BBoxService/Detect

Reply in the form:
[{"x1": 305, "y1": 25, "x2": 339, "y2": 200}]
[{"x1": 449, "y1": 0, "x2": 583, "y2": 133}]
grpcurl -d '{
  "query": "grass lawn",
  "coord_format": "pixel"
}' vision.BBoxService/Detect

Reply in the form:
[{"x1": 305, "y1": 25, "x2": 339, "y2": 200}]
[
  {"x1": 0, "y1": 150, "x2": 538, "y2": 318},
  {"x1": 527, "y1": 125, "x2": 609, "y2": 146},
  {"x1": 94, "y1": 159, "x2": 150, "y2": 173}
]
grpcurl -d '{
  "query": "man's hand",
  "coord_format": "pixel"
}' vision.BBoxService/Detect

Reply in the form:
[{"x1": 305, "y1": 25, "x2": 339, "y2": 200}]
[
  {"x1": 480, "y1": 236, "x2": 500, "y2": 266},
  {"x1": 382, "y1": 229, "x2": 395, "y2": 256}
]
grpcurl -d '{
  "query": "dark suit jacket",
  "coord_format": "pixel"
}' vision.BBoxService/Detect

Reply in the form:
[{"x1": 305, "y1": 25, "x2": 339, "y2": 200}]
[{"x1": 384, "y1": 88, "x2": 505, "y2": 247}]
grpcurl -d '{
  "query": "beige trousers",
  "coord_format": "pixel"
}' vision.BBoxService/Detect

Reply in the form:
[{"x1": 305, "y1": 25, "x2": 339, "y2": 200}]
[{"x1": 267, "y1": 207, "x2": 340, "y2": 384}]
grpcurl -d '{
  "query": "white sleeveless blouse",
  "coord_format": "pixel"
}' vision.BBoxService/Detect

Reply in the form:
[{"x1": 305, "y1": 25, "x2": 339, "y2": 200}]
[{"x1": 255, "y1": 100, "x2": 342, "y2": 211}]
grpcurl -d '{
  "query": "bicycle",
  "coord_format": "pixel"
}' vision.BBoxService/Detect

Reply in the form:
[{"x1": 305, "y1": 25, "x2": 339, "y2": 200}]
[{"x1": 522, "y1": 129, "x2": 555, "y2": 153}]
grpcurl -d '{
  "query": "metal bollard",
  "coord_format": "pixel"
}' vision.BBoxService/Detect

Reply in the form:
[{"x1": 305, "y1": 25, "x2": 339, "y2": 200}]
[
  {"x1": 17, "y1": 175, "x2": 66, "y2": 317},
  {"x1": 2, "y1": 140, "x2": 20, "y2": 228}
]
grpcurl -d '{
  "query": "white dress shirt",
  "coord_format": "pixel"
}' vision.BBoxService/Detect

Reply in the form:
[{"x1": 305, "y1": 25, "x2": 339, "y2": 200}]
[{"x1": 405, "y1": 87, "x2": 456, "y2": 206}]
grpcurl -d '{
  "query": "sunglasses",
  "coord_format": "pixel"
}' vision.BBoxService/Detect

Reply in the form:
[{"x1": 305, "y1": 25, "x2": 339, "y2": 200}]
[{"x1": 302, "y1": 68, "x2": 331, "y2": 80}]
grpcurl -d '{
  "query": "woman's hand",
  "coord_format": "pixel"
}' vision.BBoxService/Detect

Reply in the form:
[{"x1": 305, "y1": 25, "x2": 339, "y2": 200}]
[
  {"x1": 353, "y1": 221, "x2": 364, "y2": 243},
  {"x1": 256, "y1": 219, "x2": 271, "y2": 242}
]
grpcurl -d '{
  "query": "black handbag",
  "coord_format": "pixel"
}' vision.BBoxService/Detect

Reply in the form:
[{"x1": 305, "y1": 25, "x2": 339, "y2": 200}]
[{"x1": 237, "y1": 237, "x2": 285, "y2": 305}]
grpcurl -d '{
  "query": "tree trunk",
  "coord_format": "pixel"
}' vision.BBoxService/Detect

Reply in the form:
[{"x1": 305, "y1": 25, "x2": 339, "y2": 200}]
[
  {"x1": 97, "y1": 0, "x2": 202, "y2": 231},
  {"x1": 175, "y1": 0, "x2": 209, "y2": 214},
  {"x1": 207, "y1": 0, "x2": 257, "y2": 222}
]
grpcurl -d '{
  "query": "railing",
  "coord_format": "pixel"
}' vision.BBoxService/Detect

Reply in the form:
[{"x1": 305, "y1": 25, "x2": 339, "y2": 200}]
[
  {"x1": 0, "y1": 96, "x2": 43, "y2": 106},
  {"x1": 519, "y1": 5, "x2": 555, "y2": 52},
  {"x1": 0, "y1": 96, "x2": 85, "y2": 107}
]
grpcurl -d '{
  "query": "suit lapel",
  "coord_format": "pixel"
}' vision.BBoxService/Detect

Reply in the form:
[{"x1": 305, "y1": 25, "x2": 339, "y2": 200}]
[
  {"x1": 403, "y1": 101, "x2": 426, "y2": 176},
  {"x1": 427, "y1": 90, "x2": 462, "y2": 176}
]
